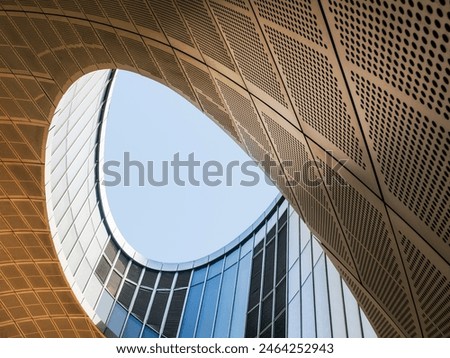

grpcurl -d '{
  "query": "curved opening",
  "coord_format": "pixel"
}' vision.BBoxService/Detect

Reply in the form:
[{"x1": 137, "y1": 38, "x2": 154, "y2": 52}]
[{"x1": 102, "y1": 70, "x2": 279, "y2": 262}]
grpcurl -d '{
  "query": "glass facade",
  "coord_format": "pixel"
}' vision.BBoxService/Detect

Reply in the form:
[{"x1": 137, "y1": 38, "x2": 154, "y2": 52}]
[{"x1": 46, "y1": 70, "x2": 377, "y2": 338}]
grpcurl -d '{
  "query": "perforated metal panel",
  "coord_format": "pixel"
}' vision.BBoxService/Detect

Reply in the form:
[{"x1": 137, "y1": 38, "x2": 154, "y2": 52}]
[
  {"x1": 327, "y1": 0, "x2": 449, "y2": 119},
  {"x1": 148, "y1": 0, "x2": 194, "y2": 47},
  {"x1": 210, "y1": 1, "x2": 288, "y2": 108},
  {"x1": 177, "y1": 0, "x2": 235, "y2": 71},
  {"x1": 353, "y1": 73, "x2": 450, "y2": 246},
  {"x1": 253, "y1": 0, "x2": 326, "y2": 48}
]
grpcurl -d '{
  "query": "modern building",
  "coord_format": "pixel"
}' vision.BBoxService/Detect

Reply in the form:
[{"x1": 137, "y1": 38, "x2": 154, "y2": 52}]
[
  {"x1": 0, "y1": 0, "x2": 448, "y2": 338},
  {"x1": 46, "y1": 68, "x2": 376, "y2": 338}
]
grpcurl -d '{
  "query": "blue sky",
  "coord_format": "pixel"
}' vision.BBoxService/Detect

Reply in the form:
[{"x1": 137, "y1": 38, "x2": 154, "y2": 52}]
[{"x1": 103, "y1": 70, "x2": 278, "y2": 263}]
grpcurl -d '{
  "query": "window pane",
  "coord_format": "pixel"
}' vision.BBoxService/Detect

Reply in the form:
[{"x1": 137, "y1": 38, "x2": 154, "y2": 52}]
[
  {"x1": 158, "y1": 272, "x2": 175, "y2": 289},
  {"x1": 142, "y1": 325, "x2": 159, "y2": 338},
  {"x1": 230, "y1": 253, "x2": 251, "y2": 337},
  {"x1": 108, "y1": 303, "x2": 127, "y2": 337},
  {"x1": 95, "y1": 256, "x2": 111, "y2": 283},
  {"x1": 276, "y1": 225, "x2": 287, "y2": 283},
  {"x1": 207, "y1": 259, "x2": 223, "y2": 279},
  {"x1": 179, "y1": 283, "x2": 203, "y2": 337},
  {"x1": 326, "y1": 257, "x2": 346, "y2": 337},
  {"x1": 118, "y1": 281, "x2": 136, "y2": 309},
  {"x1": 288, "y1": 260, "x2": 300, "y2": 301},
  {"x1": 263, "y1": 239, "x2": 275, "y2": 297},
  {"x1": 141, "y1": 269, "x2": 158, "y2": 288},
  {"x1": 164, "y1": 289, "x2": 187, "y2": 337},
  {"x1": 147, "y1": 291, "x2": 169, "y2": 333},
  {"x1": 107, "y1": 270, "x2": 122, "y2": 297},
  {"x1": 196, "y1": 275, "x2": 221, "y2": 337},
  {"x1": 214, "y1": 264, "x2": 238, "y2": 337},
  {"x1": 96, "y1": 291, "x2": 114, "y2": 323},
  {"x1": 314, "y1": 256, "x2": 331, "y2": 338},
  {"x1": 275, "y1": 279, "x2": 286, "y2": 317},
  {"x1": 115, "y1": 253, "x2": 128, "y2": 274},
  {"x1": 127, "y1": 263, "x2": 142, "y2": 283},
  {"x1": 287, "y1": 292, "x2": 300, "y2": 337},
  {"x1": 132, "y1": 288, "x2": 152, "y2": 321},
  {"x1": 301, "y1": 241, "x2": 312, "y2": 284},
  {"x1": 260, "y1": 292, "x2": 273, "y2": 332},
  {"x1": 248, "y1": 252, "x2": 262, "y2": 310},
  {"x1": 301, "y1": 275, "x2": 316, "y2": 338},
  {"x1": 274, "y1": 310, "x2": 286, "y2": 338},
  {"x1": 175, "y1": 271, "x2": 191, "y2": 288},
  {"x1": 123, "y1": 314, "x2": 142, "y2": 338},
  {"x1": 191, "y1": 267, "x2": 207, "y2": 285},
  {"x1": 225, "y1": 249, "x2": 239, "y2": 269},
  {"x1": 245, "y1": 306, "x2": 259, "y2": 338},
  {"x1": 343, "y1": 282, "x2": 362, "y2": 337}
]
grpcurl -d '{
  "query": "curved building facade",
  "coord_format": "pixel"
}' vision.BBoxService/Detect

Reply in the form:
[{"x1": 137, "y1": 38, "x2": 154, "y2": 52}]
[
  {"x1": 46, "y1": 70, "x2": 375, "y2": 338},
  {"x1": 0, "y1": 0, "x2": 448, "y2": 337}
]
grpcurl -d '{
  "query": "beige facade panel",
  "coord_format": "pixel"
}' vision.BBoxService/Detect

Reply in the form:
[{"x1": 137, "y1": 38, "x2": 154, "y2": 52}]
[{"x1": 0, "y1": 0, "x2": 448, "y2": 337}]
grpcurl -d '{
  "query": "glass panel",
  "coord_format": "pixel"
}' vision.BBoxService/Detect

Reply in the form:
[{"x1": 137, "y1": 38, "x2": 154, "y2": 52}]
[
  {"x1": 275, "y1": 279, "x2": 286, "y2": 317},
  {"x1": 245, "y1": 306, "x2": 259, "y2": 338},
  {"x1": 118, "y1": 281, "x2": 136, "y2": 309},
  {"x1": 274, "y1": 310, "x2": 286, "y2": 338},
  {"x1": 300, "y1": 220, "x2": 310, "y2": 252},
  {"x1": 104, "y1": 240, "x2": 118, "y2": 263},
  {"x1": 263, "y1": 239, "x2": 275, "y2": 297},
  {"x1": 158, "y1": 272, "x2": 175, "y2": 289},
  {"x1": 313, "y1": 256, "x2": 331, "y2": 338},
  {"x1": 248, "y1": 252, "x2": 262, "y2": 310},
  {"x1": 142, "y1": 326, "x2": 159, "y2": 338},
  {"x1": 288, "y1": 213, "x2": 300, "y2": 269},
  {"x1": 132, "y1": 288, "x2": 152, "y2": 321},
  {"x1": 115, "y1": 253, "x2": 128, "y2": 274},
  {"x1": 207, "y1": 259, "x2": 223, "y2": 279},
  {"x1": 288, "y1": 260, "x2": 300, "y2": 301},
  {"x1": 343, "y1": 282, "x2": 362, "y2": 337},
  {"x1": 225, "y1": 249, "x2": 239, "y2": 269},
  {"x1": 96, "y1": 291, "x2": 114, "y2": 323},
  {"x1": 312, "y1": 237, "x2": 323, "y2": 266},
  {"x1": 175, "y1": 271, "x2": 191, "y2": 288},
  {"x1": 164, "y1": 289, "x2": 187, "y2": 337},
  {"x1": 107, "y1": 270, "x2": 122, "y2": 297},
  {"x1": 267, "y1": 210, "x2": 276, "y2": 231},
  {"x1": 127, "y1": 263, "x2": 142, "y2": 283},
  {"x1": 326, "y1": 257, "x2": 346, "y2": 337},
  {"x1": 123, "y1": 315, "x2": 142, "y2": 338},
  {"x1": 287, "y1": 292, "x2": 301, "y2": 337},
  {"x1": 147, "y1": 291, "x2": 169, "y2": 333},
  {"x1": 214, "y1": 264, "x2": 238, "y2": 337},
  {"x1": 240, "y1": 238, "x2": 252, "y2": 257},
  {"x1": 95, "y1": 256, "x2": 111, "y2": 283},
  {"x1": 279, "y1": 210, "x2": 287, "y2": 227},
  {"x1": 179, "y1": 283, "x2": 203, "y2": 337},
  {"x1": 191, "y1": 267, "x2": 207, "y2": 285},
  {"x1": 260, "y1": 292, "x2": 273, "y2": 332},
  {"x1": 301, "y1": 241, "x2": 312, "y2": 284},
  {"x1": 254, "y1": 224, "x2": 265, "y2": 247},
  {"x1": 276, "y1": 225, "x2": 287, "y2": 283},
  {"x1": 301, "y1": 275, "x2": 316, "y2": 338},
  {"x1": 84, "y1": 275, "x2": 102, "y2": 308},
  {"x1": 141, "y1": 269, "x2": 158, "y2": 288},
  {"x1": 196, "y1": 275, "x2": 221, "y2": 337},
  {"x1": 108, "y1": 303, "x2": 127, "y2": 337},
  {"x1": 230, "y1": 253, "x2": 251, "y2": 337}
]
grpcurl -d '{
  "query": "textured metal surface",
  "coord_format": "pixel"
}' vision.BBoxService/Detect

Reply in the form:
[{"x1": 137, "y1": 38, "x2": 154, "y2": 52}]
[{"x1": 0, "y1": 0, "x2": 448, "y2": 337}]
